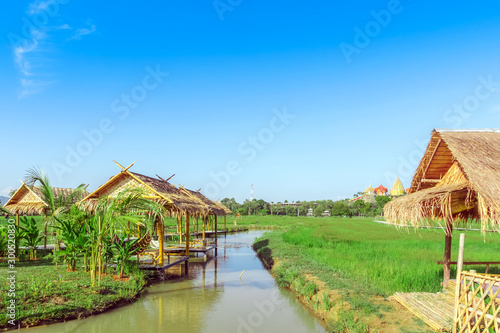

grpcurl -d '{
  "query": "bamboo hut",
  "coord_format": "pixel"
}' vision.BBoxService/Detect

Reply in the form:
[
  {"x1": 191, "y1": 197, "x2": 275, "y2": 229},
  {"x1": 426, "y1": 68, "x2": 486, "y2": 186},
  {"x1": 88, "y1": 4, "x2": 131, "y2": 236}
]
[
  {"x1": 384, "y1": 129, "x2": 500, "y2": 286},
  {"x1": 5, "y1": 182, "x2": 87, "y2": 217},
  {"x1": 78, "y1": 161, "x2": 226, "y2": 266}
]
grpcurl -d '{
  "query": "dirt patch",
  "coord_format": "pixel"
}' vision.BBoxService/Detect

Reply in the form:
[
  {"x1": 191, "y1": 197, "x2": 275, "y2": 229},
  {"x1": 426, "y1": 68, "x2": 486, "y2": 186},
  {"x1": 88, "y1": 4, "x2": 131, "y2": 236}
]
[{"x1": 50, "y1": 296, "x2": 68, "y2": 305}]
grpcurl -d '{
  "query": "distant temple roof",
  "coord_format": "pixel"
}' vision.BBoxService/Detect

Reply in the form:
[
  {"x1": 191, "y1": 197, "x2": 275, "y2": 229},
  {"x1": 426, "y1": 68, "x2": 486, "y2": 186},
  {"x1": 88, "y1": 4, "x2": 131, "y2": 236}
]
[
  {"x1": 374, "y1": 185, "x2": 388, "y2": 194},
  {"x1": 390, "y1": 177, "x2": 406, "y2": 196}
]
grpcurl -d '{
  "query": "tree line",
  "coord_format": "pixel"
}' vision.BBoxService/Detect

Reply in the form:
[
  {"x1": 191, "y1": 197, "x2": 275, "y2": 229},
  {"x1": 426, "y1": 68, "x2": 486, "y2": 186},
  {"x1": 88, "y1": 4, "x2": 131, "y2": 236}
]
[{"x1": 220, "y1": 195, "x2": 392, "y2": 218}]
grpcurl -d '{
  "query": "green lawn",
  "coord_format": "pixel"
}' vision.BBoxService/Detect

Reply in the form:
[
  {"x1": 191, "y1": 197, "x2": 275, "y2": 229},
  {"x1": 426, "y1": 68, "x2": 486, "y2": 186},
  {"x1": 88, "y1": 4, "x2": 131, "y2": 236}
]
[{"x1": 0, "y1": 258, "x2": 148, "y2": 329}]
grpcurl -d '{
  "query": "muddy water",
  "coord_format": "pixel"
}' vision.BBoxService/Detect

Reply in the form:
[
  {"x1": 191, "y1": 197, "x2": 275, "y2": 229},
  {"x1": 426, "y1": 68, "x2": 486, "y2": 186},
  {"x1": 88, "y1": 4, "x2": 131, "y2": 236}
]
[{"x1": 26, "y1": 231, "x2": 325, "y2": 333}]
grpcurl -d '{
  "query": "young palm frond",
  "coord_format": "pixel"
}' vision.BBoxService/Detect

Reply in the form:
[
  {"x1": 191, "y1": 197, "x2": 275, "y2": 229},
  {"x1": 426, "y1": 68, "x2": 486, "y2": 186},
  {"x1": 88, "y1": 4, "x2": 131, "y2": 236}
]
[
  {"x1": 88, "y1": 187, "x2": 166, "y2": 286},
  {"x1": 0, "y1": 204, "x2": 10, "y2": 215}
]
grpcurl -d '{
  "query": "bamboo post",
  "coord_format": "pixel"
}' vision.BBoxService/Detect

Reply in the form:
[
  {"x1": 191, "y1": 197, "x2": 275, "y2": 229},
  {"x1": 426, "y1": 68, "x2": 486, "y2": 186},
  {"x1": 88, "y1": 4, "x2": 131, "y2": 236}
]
[
  {"x1": 44, "y1": 218, "x2": 47, "y2": 250},
  {"x1": 202, "y1": 216, "x2": 206, "y2": 246},
  {"x1": 179, "y1": 216, "x2": 183, "y2": 244},
  {"x1": 16, "y1": 213, "x2": 19, "y2": 227},
  {"x1": 443, "y1": 219, "x2": 454, "y2": 288},
  {"x1": 453, "y1": 233, "x2": 465, "y2": 333},
  {"x1": 158, "y1": 218, "x2": 164, "y2": 266},
  {"x1": 224, "y1": 215, "x2": 226, "y2": 231},
  {"x1": 215, "y1": 215, "x2": 218, "y2": 257},
  {"x1": 185, "y1": 213, "x2": 190, "y2": 256}
]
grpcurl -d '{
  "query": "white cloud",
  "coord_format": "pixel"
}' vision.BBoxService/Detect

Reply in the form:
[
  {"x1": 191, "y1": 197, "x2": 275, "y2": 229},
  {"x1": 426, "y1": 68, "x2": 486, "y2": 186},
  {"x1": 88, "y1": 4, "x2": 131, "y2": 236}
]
[
  {"x1": 68, "y1": 22, "x2": 96, "y2": 41},
  {"x1": 2, "y1": 187, "x2": 15, "y2": 196},
  {"x1": 12, "y1": 1, "x2": 95, "y2": 98},
  {"x1": 27, "y1": 0, "x2": 57, "y2": 15}
]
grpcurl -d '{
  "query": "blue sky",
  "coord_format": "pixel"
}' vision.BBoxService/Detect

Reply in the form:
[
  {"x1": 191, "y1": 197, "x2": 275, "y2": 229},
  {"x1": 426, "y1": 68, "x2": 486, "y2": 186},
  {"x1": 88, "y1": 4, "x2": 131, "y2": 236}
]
[{"x1": 2, "y1": 0, "x2": 500, "y2": 203}]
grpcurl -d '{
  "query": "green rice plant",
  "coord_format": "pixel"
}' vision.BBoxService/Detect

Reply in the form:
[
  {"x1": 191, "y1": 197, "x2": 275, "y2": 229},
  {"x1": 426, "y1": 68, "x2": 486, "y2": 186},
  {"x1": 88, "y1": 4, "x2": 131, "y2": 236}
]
[{"x1": 322, "y1": 289, "x2": 333, "y2": 312}]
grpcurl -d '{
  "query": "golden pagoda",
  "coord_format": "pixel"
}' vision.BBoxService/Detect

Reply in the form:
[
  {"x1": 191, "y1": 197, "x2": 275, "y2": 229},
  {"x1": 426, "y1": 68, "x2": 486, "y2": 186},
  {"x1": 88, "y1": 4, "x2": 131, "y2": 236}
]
[
  {"x1": 364, "y1": 185, "x2": 374, "y2": 195},
  {"x1": 390, "y1": 176, "x2": 406, "y2": 196}
]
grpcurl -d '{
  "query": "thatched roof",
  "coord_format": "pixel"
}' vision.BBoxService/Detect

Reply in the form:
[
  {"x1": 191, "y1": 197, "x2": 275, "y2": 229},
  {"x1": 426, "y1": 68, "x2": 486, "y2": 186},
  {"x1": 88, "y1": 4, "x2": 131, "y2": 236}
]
[
  {"x1": 215, "y1": 201, "x2": 233, "y2": 215},
  {"x1": 384, "y1": 129, "x2": 500, "y2": 229},
  {"x1": 5, "y1": 183, "x2": 87, "y2": 215},
  {"x1": 79, "y1": 168, "x2": 222, "y2": 217},
  {"x1": 178, "y1": 186, "x2": 227, "y2": 216}
]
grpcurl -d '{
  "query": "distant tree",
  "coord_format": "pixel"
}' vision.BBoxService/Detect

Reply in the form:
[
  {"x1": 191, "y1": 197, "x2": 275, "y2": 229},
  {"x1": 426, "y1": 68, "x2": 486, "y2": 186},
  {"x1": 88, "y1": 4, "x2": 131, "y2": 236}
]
[
  {"x1": 331, "y1": 201, "x2": 350, "y2": 217},
  {"x1": 236, "y1": 208, "x2": 247, "y2": 216}
]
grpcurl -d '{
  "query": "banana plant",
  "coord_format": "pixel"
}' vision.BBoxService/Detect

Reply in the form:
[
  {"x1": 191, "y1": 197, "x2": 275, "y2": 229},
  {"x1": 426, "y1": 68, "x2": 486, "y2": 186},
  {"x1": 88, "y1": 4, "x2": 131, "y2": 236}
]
[
  {"x1": 112, "y1": 238, "x2": 138, "y2": 278},
  {"x1": 54, "y1": 217, "x2": 87, "y2": 271},
  {"x1": 18, "y1": 217, "x2": 44, "y2": 260}
]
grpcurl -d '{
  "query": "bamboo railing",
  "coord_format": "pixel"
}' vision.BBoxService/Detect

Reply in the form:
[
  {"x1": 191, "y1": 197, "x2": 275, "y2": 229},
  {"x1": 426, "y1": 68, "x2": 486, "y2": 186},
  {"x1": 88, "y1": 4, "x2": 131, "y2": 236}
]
[{"x1": 454, "y1": 271, "x2": 500, "y2": 332}]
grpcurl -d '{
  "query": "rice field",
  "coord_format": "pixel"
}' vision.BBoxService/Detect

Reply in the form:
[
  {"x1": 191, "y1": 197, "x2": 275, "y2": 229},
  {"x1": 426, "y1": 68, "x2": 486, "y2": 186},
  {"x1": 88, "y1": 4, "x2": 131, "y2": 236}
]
[{"x1": 250, "y1": 216, "x2": 500, "y2": 296}]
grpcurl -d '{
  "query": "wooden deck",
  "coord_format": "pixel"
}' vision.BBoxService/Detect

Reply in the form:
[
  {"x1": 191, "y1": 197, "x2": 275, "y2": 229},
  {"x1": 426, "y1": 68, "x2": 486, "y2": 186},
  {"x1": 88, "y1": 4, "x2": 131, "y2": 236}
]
[
  {"x1": 138, "y1": 255, "x2": 189, "y2": 280},
  {"x1": 393, "y1": 281, "x2": 456, "y2": 331}
]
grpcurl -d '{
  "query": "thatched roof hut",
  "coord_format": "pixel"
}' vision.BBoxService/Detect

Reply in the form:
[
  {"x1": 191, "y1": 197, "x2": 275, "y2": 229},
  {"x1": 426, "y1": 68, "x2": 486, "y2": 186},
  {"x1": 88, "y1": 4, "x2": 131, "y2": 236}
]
[
  {"x1": 79, "y1": 161, "x2": 228, "y2": 218},
  {"x1": 385, "y1": 129, "x2": 500, "y2": 227},
  {"x1": 79, "y1": 168, "x2": 210, "y2": 217},
  {"x1": 384, "y1": 128, "x2": 500, "y2": 286},
  {"x1": 5, "y1": 182, "x2": 87, "y2": 215}
]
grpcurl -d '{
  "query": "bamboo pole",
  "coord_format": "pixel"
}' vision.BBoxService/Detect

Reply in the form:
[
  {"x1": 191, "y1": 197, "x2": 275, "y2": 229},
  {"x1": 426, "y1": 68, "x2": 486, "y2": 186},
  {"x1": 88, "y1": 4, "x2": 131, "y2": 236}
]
[
  {"x1": 215, "y1": 214, "x2": 218, "y2": 255},
  {"x1": 44, "y1": 217, "x2": 47, "y2": 249},
  {"x1": 453, "y1": 233, "x2": 465, "y2": 333},
  {"x1": 185, "y1": 213, "x2": 190, "y2": 256},
  {"x1": 443, "y1": 219, "x2": 453, "y2": 288},
  {"x1": 179, "y1": 216, "x2": 183, "y2": 244},
  {"x1": 224, "y1": 215, "x2": 226, "y2": 231},
  {"x1": 16, "y1": 213, "x2": 19, "y2": 226},
  {"x1": 158, "y1": 217, "x2": 164, "y2": 266},
  {"x1": 202, "y1": 216, "x2": 206, "y2": 247}
]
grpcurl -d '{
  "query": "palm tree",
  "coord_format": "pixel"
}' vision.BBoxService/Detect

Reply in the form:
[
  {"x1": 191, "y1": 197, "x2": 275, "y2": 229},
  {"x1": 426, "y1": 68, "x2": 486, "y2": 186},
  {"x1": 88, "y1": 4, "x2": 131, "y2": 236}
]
[
  {"x1": 25, "y1": 167, "x2": 87, "y2": 248},
  {"x1": 0, "y1": 204, "x2": 9, "y2": 215},
  {"x1": 87, "y1": 188, "x2": 165, "y2": 287}
]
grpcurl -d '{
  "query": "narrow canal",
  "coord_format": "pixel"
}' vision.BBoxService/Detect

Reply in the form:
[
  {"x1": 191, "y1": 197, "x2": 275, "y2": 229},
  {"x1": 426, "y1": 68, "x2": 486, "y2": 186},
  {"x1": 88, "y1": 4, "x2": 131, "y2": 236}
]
[{"x1": 25, "y1": 231, "x2": 325, "y2": 333}]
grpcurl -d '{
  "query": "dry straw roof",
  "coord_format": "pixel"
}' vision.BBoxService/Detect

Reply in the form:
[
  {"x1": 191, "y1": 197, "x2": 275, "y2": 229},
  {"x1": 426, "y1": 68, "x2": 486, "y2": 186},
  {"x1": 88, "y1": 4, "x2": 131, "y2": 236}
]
[
  {"x1": 178, "y1": 186, "x2": 227, "y2": 216},
  {"x1": 384, "y1": 129, "x2": 500, "y2": 229},
  {"x1": 5, "y1": 183, "x2": 86, "y2": 215},
  {"x1": 79, "y1": 166, "x2": 226, "y2": 217}
]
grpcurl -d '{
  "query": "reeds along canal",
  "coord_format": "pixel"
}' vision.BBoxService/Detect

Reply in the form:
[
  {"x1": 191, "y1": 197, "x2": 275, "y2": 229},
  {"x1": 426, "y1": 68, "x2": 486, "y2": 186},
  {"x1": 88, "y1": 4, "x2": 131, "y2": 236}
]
[{"x1": 24, "y1": 231, "x2": 325, "y2": 333}]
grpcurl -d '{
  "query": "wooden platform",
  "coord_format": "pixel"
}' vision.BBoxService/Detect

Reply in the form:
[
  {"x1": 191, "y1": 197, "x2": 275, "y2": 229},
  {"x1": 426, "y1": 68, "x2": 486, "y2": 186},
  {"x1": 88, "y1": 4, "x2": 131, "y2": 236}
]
[
  {"x1": 155, "y1": 244, "x2": 217, "y2": 254},
  {"x1": 138, "y1": 255, "x2": 189, "y2": 280},
  {"x1": 393, "y1": 281, "x2": 456, "y2": 331}
]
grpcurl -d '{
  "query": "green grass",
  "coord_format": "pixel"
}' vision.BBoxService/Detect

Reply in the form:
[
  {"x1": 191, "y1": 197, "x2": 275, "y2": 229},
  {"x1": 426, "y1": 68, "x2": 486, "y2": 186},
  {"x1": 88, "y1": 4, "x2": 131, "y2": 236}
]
[
  {"x1": 255, "y1": 216, "x2": 500, "y2": 295},
  {"x1": 253, "y1": 216, "x2": 500, "y2": 331},
  {"x1": 0, "y1": 257, "x2": 148, "y2": 329}
]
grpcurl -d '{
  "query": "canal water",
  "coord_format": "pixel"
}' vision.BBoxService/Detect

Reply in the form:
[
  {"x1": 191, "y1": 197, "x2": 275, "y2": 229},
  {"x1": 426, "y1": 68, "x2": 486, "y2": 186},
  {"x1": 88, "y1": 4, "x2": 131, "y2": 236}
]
[{"x1": 25, "y1": 231, "x2": 325, "y2": 333}]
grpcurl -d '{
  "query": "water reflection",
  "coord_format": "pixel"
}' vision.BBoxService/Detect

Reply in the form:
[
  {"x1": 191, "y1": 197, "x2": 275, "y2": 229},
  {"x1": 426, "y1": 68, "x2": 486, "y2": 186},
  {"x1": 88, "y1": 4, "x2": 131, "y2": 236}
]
[{"x1": 25, "y1": 231, "x2": 325, "y2": 333}]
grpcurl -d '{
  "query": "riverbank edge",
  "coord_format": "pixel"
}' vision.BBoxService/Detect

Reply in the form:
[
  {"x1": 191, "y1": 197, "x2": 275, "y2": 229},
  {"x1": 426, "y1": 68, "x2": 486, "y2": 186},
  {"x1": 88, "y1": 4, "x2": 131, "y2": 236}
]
[
  {"x1": 251, "y1": 233, "x2": 432, "y2": 333},
  {"x1": 252, "y1": 236, "x2": 372, "y2": 332},
  {"x1": 0, "y1": 269, "x2": 162, "y2": 331}
]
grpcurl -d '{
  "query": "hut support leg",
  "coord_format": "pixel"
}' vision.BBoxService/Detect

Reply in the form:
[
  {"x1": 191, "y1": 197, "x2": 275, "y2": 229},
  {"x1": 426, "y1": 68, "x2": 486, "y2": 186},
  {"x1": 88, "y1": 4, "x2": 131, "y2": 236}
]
[
  {"x1": 158, "y1": 218, "x2": 164, "y2": 266},
  {"x1": 443, "y1": 221, "x2": 453, "y2": 288},
  {"x1": 202, "y1": 216, "x2": 206, "y2": 247},
  {"x1": 215, "y1": 215, "x2": 218, "y2": 257},
  {"x1": 179, "y1": 217, "x2": 183, "y2": 244},
  {"x1": 185, "y1": 213, "x2": 190, "y2": 256}
]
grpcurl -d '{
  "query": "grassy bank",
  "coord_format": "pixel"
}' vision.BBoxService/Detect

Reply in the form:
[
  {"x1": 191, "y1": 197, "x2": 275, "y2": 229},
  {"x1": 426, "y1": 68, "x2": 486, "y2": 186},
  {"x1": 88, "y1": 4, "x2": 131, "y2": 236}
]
[
  {"x1": 0, "y1": 258, "x2": 148, "y2": 330},
  {"x1": 251, "y1": 216, "x2": 500, "y2": 331}
]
